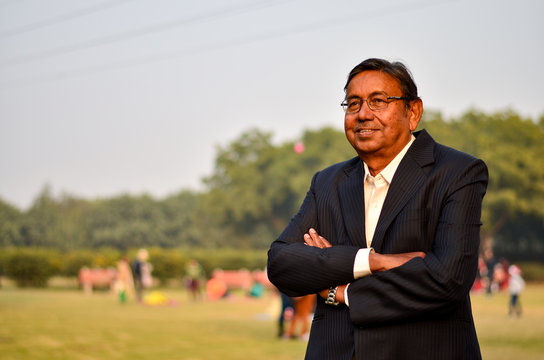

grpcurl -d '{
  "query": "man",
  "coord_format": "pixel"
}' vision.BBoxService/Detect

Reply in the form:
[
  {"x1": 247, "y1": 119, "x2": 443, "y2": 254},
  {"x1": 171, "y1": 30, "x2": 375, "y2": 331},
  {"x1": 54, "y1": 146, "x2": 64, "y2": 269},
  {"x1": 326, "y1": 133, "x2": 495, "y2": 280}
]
[
  {"x1": 267, "y1": 58, "x2": 488, "y2": 359},
  {"x1": 132, "y1": 248, "x2": 152, "y2": 302}
]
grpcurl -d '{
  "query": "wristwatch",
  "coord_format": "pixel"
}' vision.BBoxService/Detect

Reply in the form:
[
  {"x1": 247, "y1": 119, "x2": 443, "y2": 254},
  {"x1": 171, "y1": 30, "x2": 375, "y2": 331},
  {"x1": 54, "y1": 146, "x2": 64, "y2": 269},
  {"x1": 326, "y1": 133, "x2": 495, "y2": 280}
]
[{"x1": 325, "y1": 286, "x2": 340, "y2": 306}]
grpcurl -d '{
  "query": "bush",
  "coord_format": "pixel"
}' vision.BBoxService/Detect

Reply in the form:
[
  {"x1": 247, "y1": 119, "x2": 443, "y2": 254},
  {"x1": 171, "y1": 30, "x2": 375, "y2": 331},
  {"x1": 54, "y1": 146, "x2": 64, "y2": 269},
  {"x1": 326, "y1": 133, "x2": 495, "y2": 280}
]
[
  {"x1": 147, "y1": 248, "x2": 187, "y2": 285},
  {"x1": 91, "y1": 247, "x2": 121, "y2": 268},
  {"x1": 518, "y1": 262, "x2": 544, "y2": 282},
  {"x1": 0, "y1": 247, "x2": 268, "y2": 287},
  {"x1": 188, "y1": 248, "x2": 267, "y2": 276},
  {"x1": 0, "y1": 250, "x2": 7, "y2": 276},
  {"x1": 4, "y1": 249, "x2": 55, "y2": 287},
  {"x1": 60, "y1": 250, "x2": 96, "y2": 277}
]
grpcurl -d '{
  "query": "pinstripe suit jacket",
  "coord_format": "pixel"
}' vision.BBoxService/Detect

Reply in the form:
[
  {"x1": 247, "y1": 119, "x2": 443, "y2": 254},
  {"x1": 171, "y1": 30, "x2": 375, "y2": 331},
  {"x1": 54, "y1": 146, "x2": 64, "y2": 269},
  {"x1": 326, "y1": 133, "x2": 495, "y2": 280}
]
[{"x1": 267, "y1": 129, "x2": 488, "y2": 360}]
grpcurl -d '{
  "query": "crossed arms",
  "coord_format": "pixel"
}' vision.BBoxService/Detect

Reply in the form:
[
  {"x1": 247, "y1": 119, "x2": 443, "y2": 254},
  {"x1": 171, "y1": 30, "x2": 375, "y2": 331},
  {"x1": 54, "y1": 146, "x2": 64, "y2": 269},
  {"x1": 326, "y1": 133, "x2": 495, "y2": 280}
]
[{"x1": 303, "y1": 227, "x2": 425, "y2": 304}]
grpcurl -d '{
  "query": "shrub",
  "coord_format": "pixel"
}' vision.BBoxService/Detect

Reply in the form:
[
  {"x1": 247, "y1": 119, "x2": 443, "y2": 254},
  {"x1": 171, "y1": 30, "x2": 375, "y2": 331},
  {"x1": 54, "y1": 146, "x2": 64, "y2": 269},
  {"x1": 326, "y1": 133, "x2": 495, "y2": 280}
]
[
  {"x1": 4, "y1": 249, "x2": 55, "y2": 287},
  {"x1": 91, "y1": 247, "x2": 121, "y2": 268},
  {"x1": 189, "y1": 248, "x2": 267, "y2": 276},
  {"x1": 0, "y1": 250, "x2": 7, "y2": 276},
  {"x1": 60, "y1": 250, "x2": 95, "y2": 277},
  {"x1": 147, "y1": 248, "x2": 187, "y2": 285},
  {"x1": 518, "y1": 262, "x2": 544, "y2": 282},
  {"x1": 0, "y1": 247, "x2": 268, "y2": 287}
]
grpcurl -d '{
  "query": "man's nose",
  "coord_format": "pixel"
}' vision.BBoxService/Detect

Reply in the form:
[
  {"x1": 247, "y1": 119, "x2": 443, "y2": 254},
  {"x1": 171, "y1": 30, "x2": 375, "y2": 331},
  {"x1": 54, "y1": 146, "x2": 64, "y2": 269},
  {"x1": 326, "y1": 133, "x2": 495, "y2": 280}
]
[{"x1": 357, "y1": 100, "x2": 374, "y2": 120}]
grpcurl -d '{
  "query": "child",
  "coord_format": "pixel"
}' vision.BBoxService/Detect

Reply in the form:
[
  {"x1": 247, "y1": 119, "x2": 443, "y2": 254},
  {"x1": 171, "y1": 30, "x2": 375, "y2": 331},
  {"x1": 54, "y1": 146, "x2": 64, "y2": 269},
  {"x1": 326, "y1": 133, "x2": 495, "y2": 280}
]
[{"x1": 508, "y1": 264, "x2": 525, "y2": 317}]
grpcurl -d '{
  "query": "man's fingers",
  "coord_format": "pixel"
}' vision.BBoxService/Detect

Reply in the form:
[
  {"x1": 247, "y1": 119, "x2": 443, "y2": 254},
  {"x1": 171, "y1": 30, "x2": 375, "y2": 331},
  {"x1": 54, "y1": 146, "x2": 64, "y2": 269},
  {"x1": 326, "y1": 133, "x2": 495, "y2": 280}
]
[
  {"x1": 402, "y1": 251, "x2": 426, "y2": 259},
  {"x1": 371, "y1": 251, "x2": 427, "y2": 272},
  {"x1": 319, "y1": 236, "x2": 332, "y2": 248},
  {"x1": 304, "y1": 228, "x2": 332, "y2": 249},
  {"x1": 304, "y1": 233, "x2": 314, "y2": 246},
  {"x1": 310, "y1": 228, "x2": 329, "y2": 248}
]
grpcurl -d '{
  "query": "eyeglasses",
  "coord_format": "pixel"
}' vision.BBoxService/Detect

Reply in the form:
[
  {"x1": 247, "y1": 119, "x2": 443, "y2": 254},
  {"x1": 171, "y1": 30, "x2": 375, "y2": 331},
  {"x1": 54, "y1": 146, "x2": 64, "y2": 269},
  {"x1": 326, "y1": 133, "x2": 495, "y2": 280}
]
[{"x1": 341, "y1": 94, "x2": 405, "y2": 113}]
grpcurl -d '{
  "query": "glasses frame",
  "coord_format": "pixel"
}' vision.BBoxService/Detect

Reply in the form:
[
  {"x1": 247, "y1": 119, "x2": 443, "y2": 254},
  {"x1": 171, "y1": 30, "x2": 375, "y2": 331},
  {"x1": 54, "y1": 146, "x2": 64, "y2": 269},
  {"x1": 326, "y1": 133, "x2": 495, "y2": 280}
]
[{"x1": 341, "y1": 96, "x2": 406, "y2": 113}]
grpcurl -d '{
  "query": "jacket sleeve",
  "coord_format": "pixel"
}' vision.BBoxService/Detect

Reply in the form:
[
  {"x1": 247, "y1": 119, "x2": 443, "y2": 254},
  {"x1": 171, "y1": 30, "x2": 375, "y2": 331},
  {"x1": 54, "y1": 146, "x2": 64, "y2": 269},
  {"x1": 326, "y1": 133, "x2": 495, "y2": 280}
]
[
  {"x1": 347, "y1": 158, "x2": 489, "y2": 326},
  {"x1": 267, "y1": 171, "x2": 358, "y2": 297}
]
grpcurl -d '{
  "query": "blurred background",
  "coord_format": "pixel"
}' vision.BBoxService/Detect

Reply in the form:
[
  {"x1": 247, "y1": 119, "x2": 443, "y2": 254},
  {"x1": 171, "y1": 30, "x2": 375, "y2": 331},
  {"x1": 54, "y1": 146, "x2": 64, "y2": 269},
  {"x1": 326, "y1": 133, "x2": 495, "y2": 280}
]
[
  {"x1": 1, "y1": 0, "x2": 543, "y2": 209},
  {"x1": 1, "y1": 1, "x2": 543, "y2": 359}
]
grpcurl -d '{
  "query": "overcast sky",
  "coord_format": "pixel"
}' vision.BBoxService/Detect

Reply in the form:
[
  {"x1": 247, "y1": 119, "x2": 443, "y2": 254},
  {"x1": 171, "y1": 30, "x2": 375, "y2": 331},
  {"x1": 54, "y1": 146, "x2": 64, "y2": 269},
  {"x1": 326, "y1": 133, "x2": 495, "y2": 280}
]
[{"x1": 1, "y1": 0, "x2": 543, "y2": 210}]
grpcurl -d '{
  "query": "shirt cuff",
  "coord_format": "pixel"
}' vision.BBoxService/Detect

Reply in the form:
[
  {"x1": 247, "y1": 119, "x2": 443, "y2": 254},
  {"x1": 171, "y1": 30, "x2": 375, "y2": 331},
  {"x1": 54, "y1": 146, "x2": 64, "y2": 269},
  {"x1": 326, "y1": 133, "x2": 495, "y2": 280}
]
[
  {"x1": 353, "y1": 247, "x2": 374, "y2": 279},
  {"x1": 344, "y1": 283, "x2": 350, "y2": 307}
]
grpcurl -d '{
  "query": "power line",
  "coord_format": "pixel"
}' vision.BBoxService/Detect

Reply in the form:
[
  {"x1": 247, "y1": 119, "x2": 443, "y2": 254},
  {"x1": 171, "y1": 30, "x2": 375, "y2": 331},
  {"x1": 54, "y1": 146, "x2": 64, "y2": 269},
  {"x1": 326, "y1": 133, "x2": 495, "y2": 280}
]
[
  {"x1": 66, "y1": 0, "x2": 459, "y2": 75},
  {"x1": 0, "y1": 0, "x2": 456, "y2": 87},
  {"x1": 0, "y1": 0, "x2": 136, "y2": 39},
  {"x1": 0, "y1": 0, "x2": 288, "y2": 67}
]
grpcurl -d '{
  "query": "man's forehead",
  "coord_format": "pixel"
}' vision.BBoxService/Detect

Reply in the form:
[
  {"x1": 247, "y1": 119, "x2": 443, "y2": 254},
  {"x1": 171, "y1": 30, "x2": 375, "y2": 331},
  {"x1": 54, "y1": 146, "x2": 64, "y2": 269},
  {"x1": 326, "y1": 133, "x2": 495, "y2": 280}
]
[{"x1": 346, "y1": 71, "x2": 401, "y2": 94}]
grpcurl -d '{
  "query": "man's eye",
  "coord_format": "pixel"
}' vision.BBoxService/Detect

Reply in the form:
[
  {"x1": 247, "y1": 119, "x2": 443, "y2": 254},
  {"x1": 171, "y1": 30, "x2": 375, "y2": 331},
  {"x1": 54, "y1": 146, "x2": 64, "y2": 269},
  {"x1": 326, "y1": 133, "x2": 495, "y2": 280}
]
[
  {"x1": 347, "y1": 100, "x2": 360, "y2": 110},
  {"x1": 370, "y1": 97, "x2": 386, "y2": 105}
]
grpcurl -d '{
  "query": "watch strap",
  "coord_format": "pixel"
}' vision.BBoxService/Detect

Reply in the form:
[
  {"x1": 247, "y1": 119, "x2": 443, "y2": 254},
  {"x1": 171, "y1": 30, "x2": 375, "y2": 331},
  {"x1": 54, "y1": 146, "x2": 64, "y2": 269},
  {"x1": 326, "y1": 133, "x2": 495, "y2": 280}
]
[{"x1": 325, "y1": 286, "x2": 339, "y2": 306}]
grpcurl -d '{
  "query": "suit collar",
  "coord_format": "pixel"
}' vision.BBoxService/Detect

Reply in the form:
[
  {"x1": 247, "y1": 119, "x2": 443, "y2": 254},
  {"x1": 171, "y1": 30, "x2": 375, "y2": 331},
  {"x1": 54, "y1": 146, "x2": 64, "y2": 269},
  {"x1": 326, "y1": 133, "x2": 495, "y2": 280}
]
[
  {"x1": 338, "y1": 158, "x2": 366, "y2": 247},
  {"x1": 406, "y1": 129, "x2": 435, "y2": 168},
  {"x1": 337, "y1": 130, "x2": 436, "y2": 250},
  {"x1": 371, "y1": 129, "x2": 436, "y2": 251}
]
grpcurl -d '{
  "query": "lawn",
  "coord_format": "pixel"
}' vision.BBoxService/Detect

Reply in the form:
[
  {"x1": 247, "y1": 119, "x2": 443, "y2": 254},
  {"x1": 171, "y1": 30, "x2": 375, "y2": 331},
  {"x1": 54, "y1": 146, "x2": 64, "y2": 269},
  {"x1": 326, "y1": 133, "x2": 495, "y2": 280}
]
[
  {"x1": 472, "y1": 285, "x2": 544, "y2": 360},
  {"x1": 1, "y1": 283, "x2": 543, "y2": 359}
]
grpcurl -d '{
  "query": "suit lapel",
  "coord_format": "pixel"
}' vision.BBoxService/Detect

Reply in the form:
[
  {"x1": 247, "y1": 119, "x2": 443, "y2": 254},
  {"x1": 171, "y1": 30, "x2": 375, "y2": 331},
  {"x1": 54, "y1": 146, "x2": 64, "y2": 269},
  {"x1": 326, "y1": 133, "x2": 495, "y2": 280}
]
[
  {"x1": 371, "y1": 130, "x2": 435, "y2": 252},
  {"x1": 338, "y1": 159, "x2": 366, "y2": 247}
]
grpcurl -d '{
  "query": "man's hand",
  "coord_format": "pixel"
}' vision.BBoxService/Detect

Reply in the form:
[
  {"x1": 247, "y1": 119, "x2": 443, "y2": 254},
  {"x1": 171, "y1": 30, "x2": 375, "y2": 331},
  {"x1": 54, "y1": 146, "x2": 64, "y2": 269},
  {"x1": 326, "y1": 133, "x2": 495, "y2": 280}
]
[
  {"x1": 304, "y1": 228, "x2": 332, "y2": 248},
  {"x1": 369, "y1": 251, "x2": 426, "y2": 272}
]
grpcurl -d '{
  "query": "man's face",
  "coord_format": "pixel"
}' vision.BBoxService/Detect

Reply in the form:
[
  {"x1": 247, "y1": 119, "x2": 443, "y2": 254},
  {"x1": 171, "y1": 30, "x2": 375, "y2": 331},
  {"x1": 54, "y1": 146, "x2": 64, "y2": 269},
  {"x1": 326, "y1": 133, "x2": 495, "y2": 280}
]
[{"x1": 344, "y1": 70, "x2": 421, "y2": 164}]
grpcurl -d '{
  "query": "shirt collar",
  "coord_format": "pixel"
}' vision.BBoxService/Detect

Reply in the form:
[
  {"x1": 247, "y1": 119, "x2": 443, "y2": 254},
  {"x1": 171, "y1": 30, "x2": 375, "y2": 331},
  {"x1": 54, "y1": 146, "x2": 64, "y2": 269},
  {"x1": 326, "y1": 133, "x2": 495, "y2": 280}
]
[{"x1": 364, "y1": 134, "x2": 416, "y2": 184}]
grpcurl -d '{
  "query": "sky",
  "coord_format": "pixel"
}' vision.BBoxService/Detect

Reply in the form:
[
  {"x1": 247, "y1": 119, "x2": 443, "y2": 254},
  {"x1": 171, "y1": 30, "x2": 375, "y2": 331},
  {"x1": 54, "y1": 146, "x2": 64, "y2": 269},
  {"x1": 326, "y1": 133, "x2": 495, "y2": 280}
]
[{"x1": 1, "y1": 0, "x2": 543, "y2": 210}]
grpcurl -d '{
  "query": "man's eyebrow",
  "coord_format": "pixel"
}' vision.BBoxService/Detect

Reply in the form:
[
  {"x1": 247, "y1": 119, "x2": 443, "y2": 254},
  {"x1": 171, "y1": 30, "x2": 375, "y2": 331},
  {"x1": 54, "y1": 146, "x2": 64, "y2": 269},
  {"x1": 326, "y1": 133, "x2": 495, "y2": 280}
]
[
  {"x1": 368, "y1": 91, "x2": 388, "y2": 97},
  {"x1": 346, "y1": 91, "x2": 387, "y2": 100},
  {"x1": 345, "y1": 95, "x2": 361, "y2": 101}
]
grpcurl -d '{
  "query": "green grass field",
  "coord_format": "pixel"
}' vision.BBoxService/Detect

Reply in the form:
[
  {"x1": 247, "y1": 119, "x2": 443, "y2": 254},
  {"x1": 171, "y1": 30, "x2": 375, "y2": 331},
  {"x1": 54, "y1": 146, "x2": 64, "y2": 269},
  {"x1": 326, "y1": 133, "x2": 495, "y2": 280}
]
[{"x1": 1, "y1": 283, "x2": 543, "y2": 360}]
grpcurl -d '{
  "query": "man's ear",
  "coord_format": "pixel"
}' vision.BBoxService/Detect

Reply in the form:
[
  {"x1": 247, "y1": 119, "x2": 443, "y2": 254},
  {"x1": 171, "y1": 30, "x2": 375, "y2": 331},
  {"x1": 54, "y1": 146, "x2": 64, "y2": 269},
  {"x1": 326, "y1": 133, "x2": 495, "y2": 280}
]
[{"x1": 408, "y1": 98, "x2": 423, "y2": 131}]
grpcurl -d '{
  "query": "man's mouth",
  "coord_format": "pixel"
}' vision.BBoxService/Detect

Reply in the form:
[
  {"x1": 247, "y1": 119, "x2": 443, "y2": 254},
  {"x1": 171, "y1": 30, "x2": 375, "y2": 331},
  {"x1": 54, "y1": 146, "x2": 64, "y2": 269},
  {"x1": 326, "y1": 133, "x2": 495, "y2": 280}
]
[{"x1": 355, "y1": 128, "x2": 377, "y2": 134}]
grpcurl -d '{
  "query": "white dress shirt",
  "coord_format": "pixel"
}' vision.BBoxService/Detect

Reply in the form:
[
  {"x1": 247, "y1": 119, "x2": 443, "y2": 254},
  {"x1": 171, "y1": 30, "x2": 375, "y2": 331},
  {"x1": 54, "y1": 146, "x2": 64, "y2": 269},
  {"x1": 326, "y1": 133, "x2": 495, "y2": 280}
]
[{"x1": 344, "y1": 135, "x2": 415, "y2": 306}]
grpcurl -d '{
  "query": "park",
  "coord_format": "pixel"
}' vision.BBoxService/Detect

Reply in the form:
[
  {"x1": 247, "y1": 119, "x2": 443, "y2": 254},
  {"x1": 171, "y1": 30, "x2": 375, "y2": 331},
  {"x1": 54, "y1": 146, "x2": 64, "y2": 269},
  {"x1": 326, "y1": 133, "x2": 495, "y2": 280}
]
[{"x1": 0, "y1": 279, "x2": 543, "y2": 360}]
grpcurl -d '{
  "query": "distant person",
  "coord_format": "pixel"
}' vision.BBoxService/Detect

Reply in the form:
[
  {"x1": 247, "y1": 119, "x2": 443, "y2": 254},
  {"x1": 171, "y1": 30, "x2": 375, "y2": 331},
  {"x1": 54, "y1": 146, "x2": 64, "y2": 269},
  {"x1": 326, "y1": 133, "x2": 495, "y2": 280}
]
[
  {"x1": 267, "y1": 58, "x2": 488, "y2": 359},
  {"x1": 132, "y1": 248, "x2": 152, "y2": 302},
  {"x1": 283, "y1": 294, "x2": 316, "y2": 341},
  {"x1": 278, "y1": 292, "x2": 295, "y2": 338},
  {"x1": 185, "y1": 259, "x2": 204, "y2": 301},
  {"x1": 483, "y1": 248, "x2": 497, "y2": 296},
  {"x1": 115, "y1": 256, "x2": 135, "y2": 303},
  {"x1": 248, "y1": 281, "x2": 264, "y2": 298},
  {"x1": 492, "y1": 261, "x2": 507, "y2": 293},
  {"x1": 498, "y1": 257, "x2": 510, "y2": 291},
  {"x1": 508, "y1": 264, "x2": 525, "y2": 317}
]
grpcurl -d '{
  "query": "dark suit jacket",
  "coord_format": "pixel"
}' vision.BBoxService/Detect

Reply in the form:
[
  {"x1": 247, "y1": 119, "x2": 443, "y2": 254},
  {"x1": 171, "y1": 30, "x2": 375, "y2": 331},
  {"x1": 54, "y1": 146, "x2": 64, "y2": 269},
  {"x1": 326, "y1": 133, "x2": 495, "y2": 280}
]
[{"x1": 267, "y1": 130, "x2": 488, "y2": 360}]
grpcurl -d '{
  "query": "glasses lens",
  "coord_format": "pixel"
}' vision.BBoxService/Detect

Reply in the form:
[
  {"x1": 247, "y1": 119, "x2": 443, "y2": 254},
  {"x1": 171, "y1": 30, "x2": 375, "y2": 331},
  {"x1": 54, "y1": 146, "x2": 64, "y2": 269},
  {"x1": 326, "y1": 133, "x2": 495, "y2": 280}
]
[
  {"x1": 368, "y1": 95, "x2": 388, "y2": 110},
  {"x1": 344, "y1": 99, "x2": 361, "y2": 113}
]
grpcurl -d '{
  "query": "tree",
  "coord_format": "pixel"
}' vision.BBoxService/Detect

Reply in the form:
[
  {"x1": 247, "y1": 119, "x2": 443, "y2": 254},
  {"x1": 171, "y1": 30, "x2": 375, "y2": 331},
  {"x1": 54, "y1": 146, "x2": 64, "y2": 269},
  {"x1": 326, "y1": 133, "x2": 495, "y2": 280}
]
[
  {"x1": 419, "y1": 109, "x2": 544, "y2": 259},
  {"x1": 202, "y1": 127, "x2": 354, "y2": 248},
  {"x1": 159, "y1": 190, "x2": 203, "y2": 247},
  {"x1": 0, "y1": 197, "x2": 22, "y2": 246},
  {"x1": 86, "y1": 194, "x2": 167, "y2": 249},
  {"x1": 17, "y1": 186, "x2": 92, "y2": 250},
  {"x1": 19, "y1": 185, "x2": 60, "y2": 247}
]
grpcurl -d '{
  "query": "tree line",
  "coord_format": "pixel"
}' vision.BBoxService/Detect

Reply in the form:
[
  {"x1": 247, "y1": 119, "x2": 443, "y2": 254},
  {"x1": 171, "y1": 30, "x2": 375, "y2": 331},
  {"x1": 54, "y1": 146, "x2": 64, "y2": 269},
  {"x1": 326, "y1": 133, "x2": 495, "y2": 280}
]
[{"x1": 1, "y1": 109, "x2": 544, "y2": 262}]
